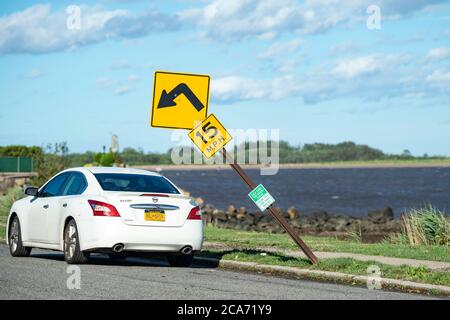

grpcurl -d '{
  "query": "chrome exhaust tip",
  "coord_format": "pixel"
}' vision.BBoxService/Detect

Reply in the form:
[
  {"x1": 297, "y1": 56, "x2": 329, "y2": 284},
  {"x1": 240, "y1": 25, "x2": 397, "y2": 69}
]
[
  {"x1": 180, "y1": 246, "x2": 193, "y2": 255},
  {"x1": 112, "y1": 243, "x2": 124, "y2": 253}
]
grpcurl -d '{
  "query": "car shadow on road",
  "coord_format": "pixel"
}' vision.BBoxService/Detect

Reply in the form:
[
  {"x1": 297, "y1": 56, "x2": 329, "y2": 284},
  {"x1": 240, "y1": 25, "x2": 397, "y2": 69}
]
[
  {"x1": 198, "y1": 248, "x2": 312, "y2": 266},
  {"x1": 29, "y1": 251, "x2": 220, "y2": 269},
  {"x1": 30, "y1": 249, "x2": 309, "y2": 268}
]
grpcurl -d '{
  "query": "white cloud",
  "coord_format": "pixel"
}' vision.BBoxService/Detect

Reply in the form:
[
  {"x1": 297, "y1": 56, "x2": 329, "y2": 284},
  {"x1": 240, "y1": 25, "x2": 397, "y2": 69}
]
[
  {"x1": 257, "y1": 31, "x2": 278, "y2": 40},
  {"x1": 2, "y1": 1, "x2": 448, "y2": 54},
  {"x1": 180, "y1": 0, "x2": 448, "y2": 41},
  {"x1": 211, "y1": 76, "x2": 268, "y2": 102},
  {"x1": 332, "y1": 56, "x2": 380, "y2": 78},
  {"x1": 329, "y1": 41, "x2": 361, "y2": 56},
  {"x1": 426, "y1": 70, "x2": 450, "y2": 82},
  {"x1": 96, "y1": 77, "x2": 114, "y2": 88},
  {"x1": 24, "y1": 69, "x2": 42, "y2": 79},
  {"x1": 211, "y1": 74, "x2": 302, "y2": 102},
  {"x1": 427, "y1": 47, "x2": 450, "y2": 61},
  {"x1": 0, "y1": 4, "x2": 180, "y2": 54},
  {"x1": 210, "y1": 53, "x2": 449, "y2": 105},
  {"x1": 114, "y1": 86, "x2": 131, "y2": 96},
  {"x1": 380, "y1": 0, "x2": 450, "y2": 15},
  {"x1": 258, "y1": 39, "x2": 303, "y2": 59},
  {"x1": 180, "y1": 0, "x2": 310, "y2": 41},
  {"x1": 182, "y1": 0, "x2": 288, "y2": 40},
  {"x1": 110, "y1": 60, "x2": 132, "y2": 70},
  {"x1": 276, "y1": 59, "x2": 299, "y2": 73},
  {"x1": 128, "y1": 74, "x2": 140, "y2": 82}
]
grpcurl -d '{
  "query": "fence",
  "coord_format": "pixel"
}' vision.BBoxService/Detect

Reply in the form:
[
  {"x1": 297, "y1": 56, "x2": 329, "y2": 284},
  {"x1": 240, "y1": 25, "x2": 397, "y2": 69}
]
[{"x1": 0, "y1": 157, "x2": 34, "y2": 173}]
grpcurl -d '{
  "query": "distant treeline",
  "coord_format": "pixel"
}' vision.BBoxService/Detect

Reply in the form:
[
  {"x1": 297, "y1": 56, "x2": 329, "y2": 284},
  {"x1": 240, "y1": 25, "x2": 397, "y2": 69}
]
[{"x1": 1, "y1": 141, "x2": 446, "y2": 167}]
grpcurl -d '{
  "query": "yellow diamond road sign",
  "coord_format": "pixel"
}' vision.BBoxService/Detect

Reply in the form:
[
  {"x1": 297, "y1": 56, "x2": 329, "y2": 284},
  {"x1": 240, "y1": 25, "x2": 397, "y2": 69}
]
[
  {"x1": 151, "y1": 71, "x2": 210, "y2": 130},
  {"x1": 188, "y1": 114, "x2": 233, "y2": 159}
]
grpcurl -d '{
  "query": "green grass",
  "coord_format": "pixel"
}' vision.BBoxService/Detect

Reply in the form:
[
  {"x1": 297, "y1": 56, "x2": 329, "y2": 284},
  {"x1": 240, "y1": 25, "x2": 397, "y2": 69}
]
[
  {"x1": 199, "y1": 249, "x2": 450, "y2": 287},
  {"x1": 204, "y1": 225, "x2": 450, "y2": 262},
  {"x1": 0, "y1": 187, "x2": 23, "y2": 218},
  {"x1": 0, "y1": 187, "x2": 25, "y2": 242},
  {"x1": 0, "y1": 216, "x2": 7, "y2": 241}
]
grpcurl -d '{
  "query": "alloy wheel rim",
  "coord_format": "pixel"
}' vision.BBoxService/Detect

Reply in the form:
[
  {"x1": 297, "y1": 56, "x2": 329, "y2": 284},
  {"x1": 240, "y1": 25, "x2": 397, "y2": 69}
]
[
  {"x1": 10, "y1": 220, "x2": 18, "y2": 253},
  {"x1": 64, "y1": 224, "x2": 77, "y2": 259}
]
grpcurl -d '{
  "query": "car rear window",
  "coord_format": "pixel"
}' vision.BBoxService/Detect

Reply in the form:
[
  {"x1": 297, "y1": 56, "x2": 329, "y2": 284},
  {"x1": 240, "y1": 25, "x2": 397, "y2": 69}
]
[{"x1": 94, "y1": 173, "x2": 180, "y2": 194}]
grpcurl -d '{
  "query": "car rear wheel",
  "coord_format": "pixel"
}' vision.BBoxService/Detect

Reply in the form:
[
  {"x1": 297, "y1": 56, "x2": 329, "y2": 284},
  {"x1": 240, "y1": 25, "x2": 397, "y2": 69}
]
[
  {"x1": 167, "y1": 253, "x2": 194, "y2": 267},
  {"x1": 9, "y1": 216, "x2": 32, "y2": 257},
  {"x1": 64, "y1": 219, "x2": 90, "y2": 264}
]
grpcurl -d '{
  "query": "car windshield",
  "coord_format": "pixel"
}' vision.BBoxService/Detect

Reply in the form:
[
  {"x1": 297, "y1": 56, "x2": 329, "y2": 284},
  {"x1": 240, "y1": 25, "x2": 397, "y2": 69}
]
[{"x1": 94, "y1": 173, "x2": 180, "y2": 194}]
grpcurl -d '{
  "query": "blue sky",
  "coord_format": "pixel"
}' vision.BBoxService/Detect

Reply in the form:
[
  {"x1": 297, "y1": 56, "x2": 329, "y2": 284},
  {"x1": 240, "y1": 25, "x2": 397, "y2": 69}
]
[{"x1": 0, "y1": 0, "x2": 449, "y2": 156}]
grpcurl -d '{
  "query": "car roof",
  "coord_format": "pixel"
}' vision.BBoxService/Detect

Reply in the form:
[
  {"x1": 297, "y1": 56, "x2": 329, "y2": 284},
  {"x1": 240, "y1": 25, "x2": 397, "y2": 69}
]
[{"x1": 64, "y1": 167, "x2": 161, "y2": 176}]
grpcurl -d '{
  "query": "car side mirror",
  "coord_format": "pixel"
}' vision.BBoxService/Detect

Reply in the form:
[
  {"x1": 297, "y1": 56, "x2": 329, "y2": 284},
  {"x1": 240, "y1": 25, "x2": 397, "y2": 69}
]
[{"x1": 25, "y1": 187, "x2": 39, "y2": 197}]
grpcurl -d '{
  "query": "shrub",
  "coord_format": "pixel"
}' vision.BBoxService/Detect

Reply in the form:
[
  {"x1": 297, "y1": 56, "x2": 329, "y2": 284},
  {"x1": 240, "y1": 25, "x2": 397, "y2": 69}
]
[
  {"x1": 401, "y1": 205, "x2": 449, "y2": 246},
  {"x1": 0, "y1": 187, "x2": 24, "y2": 217},
  {"x1": 31, "y1": 142, "x2": 69, "y2": 187},
  {"x1": 100, "y1": 153, "x2": 115, "y2": 166},
  {"x1": 346, "y1": 222, "x2": 362, "y2": 243},
  {"x1": 92, "y1": 152, "x2": 116, "y2": 167}
]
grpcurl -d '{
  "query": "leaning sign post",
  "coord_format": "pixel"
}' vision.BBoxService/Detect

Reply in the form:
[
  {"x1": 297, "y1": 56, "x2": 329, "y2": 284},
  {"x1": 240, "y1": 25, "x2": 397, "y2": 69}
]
[{"x1": 151, "y1": 71, "x2": 319, "y2": 264}]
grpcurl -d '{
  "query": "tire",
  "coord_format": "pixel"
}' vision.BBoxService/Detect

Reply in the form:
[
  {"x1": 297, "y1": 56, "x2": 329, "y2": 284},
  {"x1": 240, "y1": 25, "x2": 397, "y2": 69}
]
[
  {"x1": 9, "y1": 216, "x2": 32, "y2": 257},
  {"x1": 108, "y1": 253, "x2": 127, "y2": 261},
  {"x1": 63, "y1": 219, "x2": 90, "y2": 264},
  {"x1": 167, "y1": 253, "x2": 194, "y2": 267}
]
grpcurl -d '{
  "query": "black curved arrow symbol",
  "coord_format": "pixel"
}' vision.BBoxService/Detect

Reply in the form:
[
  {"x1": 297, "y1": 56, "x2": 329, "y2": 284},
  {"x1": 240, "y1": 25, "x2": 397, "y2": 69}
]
[{"x1": 158, "y1": 83, "x2": 205, "y2": 112}]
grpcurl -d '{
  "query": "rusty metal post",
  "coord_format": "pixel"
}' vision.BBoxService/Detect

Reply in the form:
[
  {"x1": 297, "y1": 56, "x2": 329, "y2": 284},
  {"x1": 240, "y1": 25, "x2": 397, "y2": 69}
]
[{"x1": 221, "y1": 148, "x2": 319, "y2": 264}]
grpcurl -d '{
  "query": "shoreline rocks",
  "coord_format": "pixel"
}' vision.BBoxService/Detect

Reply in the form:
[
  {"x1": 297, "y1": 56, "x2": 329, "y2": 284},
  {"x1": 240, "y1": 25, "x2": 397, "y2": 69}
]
[{"x1": 197, "y1": 198, "x2": 402, "y2": 242}]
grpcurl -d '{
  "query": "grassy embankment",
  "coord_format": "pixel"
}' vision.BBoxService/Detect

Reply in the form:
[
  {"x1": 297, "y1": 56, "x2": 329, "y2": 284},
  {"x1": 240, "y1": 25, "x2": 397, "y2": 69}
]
[
  {"x1": 0, "y1": 216, "x2": 5, "y2": 240},
  {"x1": 202, "y1": 225, "x2": 450, "y2": 287},
  {"x1": 204, "y1": 225, "x2": 449, "y2": 262}
]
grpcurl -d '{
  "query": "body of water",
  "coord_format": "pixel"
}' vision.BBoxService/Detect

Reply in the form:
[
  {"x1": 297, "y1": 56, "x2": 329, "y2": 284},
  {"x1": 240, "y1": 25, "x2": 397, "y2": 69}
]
[{"x1": 161, "y1": 167, "x2": 450, "y2": 217}]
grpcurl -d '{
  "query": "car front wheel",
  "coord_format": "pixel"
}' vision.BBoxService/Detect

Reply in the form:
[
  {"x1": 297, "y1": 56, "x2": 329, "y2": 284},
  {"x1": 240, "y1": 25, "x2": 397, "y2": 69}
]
[
  {"x1": 64, "y1": 219, "x2": 90, "y2": 264},
  {"x1": 9, "y1": 216, "x2": 32, "y2": 257}
]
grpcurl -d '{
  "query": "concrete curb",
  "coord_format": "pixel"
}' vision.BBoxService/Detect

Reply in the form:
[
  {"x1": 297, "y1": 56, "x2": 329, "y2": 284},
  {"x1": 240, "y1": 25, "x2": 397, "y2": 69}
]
[{"x1": 195, "y1": 256, "x2": 450, "y2": 298}]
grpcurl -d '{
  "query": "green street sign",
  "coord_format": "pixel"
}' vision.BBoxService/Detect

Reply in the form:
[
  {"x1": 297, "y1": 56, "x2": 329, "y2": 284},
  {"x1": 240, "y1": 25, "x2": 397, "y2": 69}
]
[{"x1": 248, "y1": 184, "x2": 275, "y2": 212}]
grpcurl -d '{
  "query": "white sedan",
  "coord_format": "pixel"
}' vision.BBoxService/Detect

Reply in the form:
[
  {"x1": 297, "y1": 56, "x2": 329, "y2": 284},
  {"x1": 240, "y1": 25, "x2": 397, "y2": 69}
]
[{"x1": 6, "y1": 167, "x2": 203, "y2": 266}]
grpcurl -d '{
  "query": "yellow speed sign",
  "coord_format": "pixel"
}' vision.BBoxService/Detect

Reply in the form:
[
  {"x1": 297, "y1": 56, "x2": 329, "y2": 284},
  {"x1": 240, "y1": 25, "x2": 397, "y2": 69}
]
[
  {"x1": 188, "y1": 114, "x2": 233, "y2": 159},
  {"x1": 151, "y1": 71, "x2": 210, "y2": 130}
]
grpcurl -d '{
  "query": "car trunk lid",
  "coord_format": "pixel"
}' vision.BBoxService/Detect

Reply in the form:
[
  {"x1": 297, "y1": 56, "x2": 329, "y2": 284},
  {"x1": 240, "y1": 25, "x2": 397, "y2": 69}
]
[{"x1": 104, "y1": 192, "x2": 192, "y2": 227}]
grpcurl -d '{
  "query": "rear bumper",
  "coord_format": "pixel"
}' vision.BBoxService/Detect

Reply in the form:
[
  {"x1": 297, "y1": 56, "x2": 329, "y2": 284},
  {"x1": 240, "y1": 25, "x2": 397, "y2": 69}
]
[{"x1": 78, "y1": 217, "x2": 203, "y2": 253}]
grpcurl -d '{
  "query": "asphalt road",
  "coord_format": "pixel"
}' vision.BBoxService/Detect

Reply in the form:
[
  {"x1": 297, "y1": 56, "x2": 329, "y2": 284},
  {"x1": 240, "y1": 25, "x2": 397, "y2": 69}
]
[{"x1": 0, "y1": 245, "x2": 436, "y2": 300}]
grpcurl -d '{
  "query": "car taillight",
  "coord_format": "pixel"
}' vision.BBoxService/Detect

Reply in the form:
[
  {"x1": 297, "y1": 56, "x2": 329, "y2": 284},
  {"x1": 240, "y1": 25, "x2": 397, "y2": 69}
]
[
  {"x1": 187, "y1": 206, "x2": 201, "y2": 220},
  {"x1": 88, "y1": 200, "x2": 121, "y2": 217}
]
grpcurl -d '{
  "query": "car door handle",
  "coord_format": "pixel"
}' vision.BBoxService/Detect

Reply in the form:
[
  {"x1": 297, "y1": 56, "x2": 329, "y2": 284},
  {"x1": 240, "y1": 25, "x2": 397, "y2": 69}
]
[
  {"x1": 43, "y1": 204, "x2": 49, "y2": 209},
  {"x1": 62, "y1": 203, "x2": 68, "y2": 208}
]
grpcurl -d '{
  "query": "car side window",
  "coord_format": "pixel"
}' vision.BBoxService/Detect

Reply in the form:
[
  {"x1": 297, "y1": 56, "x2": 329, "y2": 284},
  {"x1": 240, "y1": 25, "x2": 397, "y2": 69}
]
[
  {"x1": 40, "y1": 173, "x2": 71, "y2": 198},
  {"x1": 62, "y1": 172, "x2": 87, "y2": 196}
]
